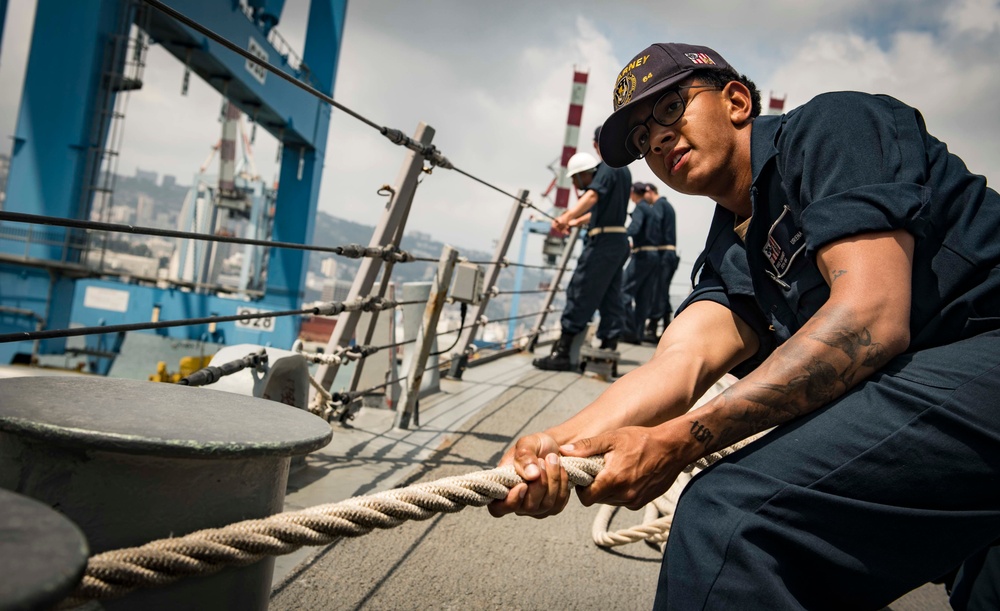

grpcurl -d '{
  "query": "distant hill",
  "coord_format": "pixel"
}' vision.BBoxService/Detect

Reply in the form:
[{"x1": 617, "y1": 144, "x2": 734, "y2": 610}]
[
  {"x1": 308, "y1": 210, "x2": 553, "y2": 318},
  {"x1": 106, "y1": 170, "x2": 555, "y2": 317},
  {"x1": 309, "y1": 211, "x2": 496, "y2": 281}
]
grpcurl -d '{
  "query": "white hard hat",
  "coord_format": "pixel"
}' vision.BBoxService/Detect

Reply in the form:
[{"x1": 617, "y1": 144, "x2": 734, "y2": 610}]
[{"x1": 566, "y1": 152, "x2": 600, "y2": 178}]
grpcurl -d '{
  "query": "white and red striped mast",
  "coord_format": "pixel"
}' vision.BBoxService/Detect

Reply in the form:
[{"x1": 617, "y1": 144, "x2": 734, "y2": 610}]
[
  {"x1": 539, "y1": 68, "x2": 589, "y2": 264},
  {"x1": 552, "y1": 68, "x2": 589, "y2": 216},
  {"x1": 767, "y1": 91, "x2": 786, "y2": 115}
]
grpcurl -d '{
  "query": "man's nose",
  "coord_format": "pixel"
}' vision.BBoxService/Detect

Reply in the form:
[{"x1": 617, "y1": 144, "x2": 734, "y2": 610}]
[{"x1": 648, "y1": 123, "x2": 676, "y2": 154}]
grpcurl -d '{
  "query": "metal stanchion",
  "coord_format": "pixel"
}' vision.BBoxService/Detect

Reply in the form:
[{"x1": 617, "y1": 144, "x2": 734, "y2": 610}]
[
  {"x1": 448, "y1": 189, "x2": 527, "y2": 379},
  {"x1": 315, "y1": 122, "x2": 435, "y2": 393},
  {"x1": 395, "y1": 245, "x2": 458, "y2": 429}
]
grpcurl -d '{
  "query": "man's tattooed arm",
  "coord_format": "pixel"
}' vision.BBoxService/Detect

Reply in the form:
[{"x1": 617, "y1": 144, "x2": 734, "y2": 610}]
[{"x1": 686, "y1": 307, "x2": 897, "y2": 454}]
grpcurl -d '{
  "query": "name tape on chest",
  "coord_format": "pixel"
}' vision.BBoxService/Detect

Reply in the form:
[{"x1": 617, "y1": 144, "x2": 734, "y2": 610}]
[{"x1": 762, "y1": 206, "x2": 805, "y2": 278}]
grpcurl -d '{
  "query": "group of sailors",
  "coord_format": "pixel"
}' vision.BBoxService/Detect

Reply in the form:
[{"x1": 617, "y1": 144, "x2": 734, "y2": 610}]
[{"x1": 533, "y1": 126, "x2": 678, "y2": 372}]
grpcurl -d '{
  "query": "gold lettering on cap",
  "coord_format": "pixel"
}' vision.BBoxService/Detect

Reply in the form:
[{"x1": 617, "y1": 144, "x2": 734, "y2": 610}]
[{"x1": 617, "y1": 55, "x2": 651, "y2": 80}]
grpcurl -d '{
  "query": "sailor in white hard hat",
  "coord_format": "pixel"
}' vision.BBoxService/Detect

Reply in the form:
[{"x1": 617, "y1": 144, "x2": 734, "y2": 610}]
[{"x1": 533, "y1": 126, "x2": 632, "y2": 371}]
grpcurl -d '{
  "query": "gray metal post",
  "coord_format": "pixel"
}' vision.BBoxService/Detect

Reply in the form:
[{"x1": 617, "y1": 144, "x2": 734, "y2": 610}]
[
  {"x1": 526, "y1": 226, "x2": 580, "y2": 352},
  {"x1": 395, "y1": 245, "x2": 459, "y2": 429},
  {"x1": 448, "y1": 189, "x2": 528, "y2": 379},
  {"x1": 315, "y1": 122, "x2": 435, "y2": 391},
  {"x1": 0, "y1": 377, "x2": 331, "y2": 611},
  {"x1": 345, "y1": 208, "x2": 415, "y2": 403}
]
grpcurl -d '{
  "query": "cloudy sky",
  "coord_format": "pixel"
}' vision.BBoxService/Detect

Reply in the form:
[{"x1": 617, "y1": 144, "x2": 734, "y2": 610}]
[{"x1": 2, "y1": 0, "x2": 999, "y2": 274}]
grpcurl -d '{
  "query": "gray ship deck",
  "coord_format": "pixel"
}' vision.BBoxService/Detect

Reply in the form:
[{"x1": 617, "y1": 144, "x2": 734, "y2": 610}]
[{"x1": 269, "y1": 344, "x2": 951, "y2": 611}]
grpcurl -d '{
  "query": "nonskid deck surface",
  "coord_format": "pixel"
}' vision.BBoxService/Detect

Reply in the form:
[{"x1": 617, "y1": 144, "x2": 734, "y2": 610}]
[{"x1": 269, "y1": 343, "x2": 949, "y2": 610}]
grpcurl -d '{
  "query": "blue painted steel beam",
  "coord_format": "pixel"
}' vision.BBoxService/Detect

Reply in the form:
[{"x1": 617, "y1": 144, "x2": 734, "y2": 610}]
[
  {"x1": 2, "y1": 0, "x2": 128, "y2": 259},
  {"x1": 0, "y1": 0, "x2": 135, "y2": 362},
  {"x1": 145, "y1": 0, "x2": 336, "y2": 146},
  {"x1": 0, "y1": 0, "x2": 347, "y2": 365},
  {"x1": 0, "y1": 0, "x2": 8, "y2": 51},
  {"x1": 263, "y1": 0, "x2": 344, "y2": 308}
]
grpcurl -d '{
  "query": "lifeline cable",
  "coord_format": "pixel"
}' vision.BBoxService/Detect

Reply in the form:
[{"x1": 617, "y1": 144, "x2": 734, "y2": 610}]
[
  {"x1": 176, "y1": 349, "x2": 267, "y2": 387},
  {"x1": 0, "y1": 211, "x2": 416, "y2": 262},
  {"x1": 0, "y1": 296, "x2": 397, "y2": 344}
]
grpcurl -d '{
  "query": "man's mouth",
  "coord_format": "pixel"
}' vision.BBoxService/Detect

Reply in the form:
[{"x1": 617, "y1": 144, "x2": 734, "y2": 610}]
[{"x1": 670, "y1": 149, "x2": 689, "y2": 173}]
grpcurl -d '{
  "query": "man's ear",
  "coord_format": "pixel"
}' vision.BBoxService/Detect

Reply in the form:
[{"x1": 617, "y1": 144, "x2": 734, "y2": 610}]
[{"x1": 724, "y1": 81, "x2": 753, "y2": 125}]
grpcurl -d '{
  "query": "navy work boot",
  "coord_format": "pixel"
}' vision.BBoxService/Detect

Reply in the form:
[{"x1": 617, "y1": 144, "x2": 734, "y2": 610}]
[
  {"x1": 643, "y1": 320, "x2": 660, "y2": 344},
  {"x1": 599, "y1": 338, "x2": 619, "y2": 351},
  {"x1": 533, "y1": 333, "x2": 574, "y2": 371}
]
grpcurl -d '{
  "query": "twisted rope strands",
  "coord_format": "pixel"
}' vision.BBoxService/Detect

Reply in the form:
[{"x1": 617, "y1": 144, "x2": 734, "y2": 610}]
[{"x1": 63, "y1": 457, "x2": 604, "y2": 607}]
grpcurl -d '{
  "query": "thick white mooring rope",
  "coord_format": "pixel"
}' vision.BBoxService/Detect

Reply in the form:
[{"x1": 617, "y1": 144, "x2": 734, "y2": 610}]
[
  {"x1": 61, "y1": 423, "x2": 767, "y2": 606},
  {"x1": 62, "y1": 457, "x2": 604, "y2": 607}
]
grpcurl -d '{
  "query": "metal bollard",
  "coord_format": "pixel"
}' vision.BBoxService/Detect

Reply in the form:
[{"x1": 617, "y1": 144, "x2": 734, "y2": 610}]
[
  {"x1": 199, "y1": 344, "x2": 314, "y2": 471},
  {"x1": 0, "y1": 376, "x2": 333, "y2": 611},
  {"x1": 0, "y1": 487, "x2": 89, "y2": 610}
]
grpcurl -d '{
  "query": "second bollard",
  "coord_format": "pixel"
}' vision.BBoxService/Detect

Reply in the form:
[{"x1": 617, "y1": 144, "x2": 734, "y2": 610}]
[{"x1": 0, "y1": 376, "x2": 332, "y2": 611}]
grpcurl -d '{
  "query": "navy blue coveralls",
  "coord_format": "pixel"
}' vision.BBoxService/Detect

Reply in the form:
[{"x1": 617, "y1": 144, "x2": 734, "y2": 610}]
[
  {"x1": 560, "y1": 162, "x2": 631, "y2": 341},
  {"x1": 657, "y1": 92, "x2": 1000, "y2": 610},
  {"x1": 622, "y1": 198, "x2": 664, "y2": 339},
  {"x1": 650, "y1": 195, "x2": 679, "y2": 326}
]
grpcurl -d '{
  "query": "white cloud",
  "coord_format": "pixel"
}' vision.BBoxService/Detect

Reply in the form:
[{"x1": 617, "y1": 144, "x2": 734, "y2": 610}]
[
  {"x1": 943, "y1": 0, "x2": 1000, "y2": 36},
  {"x1": 766, "y1": 23, "x2": 1000, "y2": 177}
]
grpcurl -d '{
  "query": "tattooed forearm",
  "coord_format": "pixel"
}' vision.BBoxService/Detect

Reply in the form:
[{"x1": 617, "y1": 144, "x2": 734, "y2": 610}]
[
  {"x1": 811, "y1": 325, "x2": 891, "y2": 387},
  {"x1": 697, "y1": 319, "x2": 896, "y2": 454},
  {"x1": 810, "y1": 327, "x2": 875, "y2": 360},
  {"x1": 862, "y1": 342, "x2": 889, "y2": 368},
  {"x1": 690, "y1": 420, "x2": 714, "y2": 447},
  {"x1": 803, "y1": 358, "x2": 839, "y2": 403}
]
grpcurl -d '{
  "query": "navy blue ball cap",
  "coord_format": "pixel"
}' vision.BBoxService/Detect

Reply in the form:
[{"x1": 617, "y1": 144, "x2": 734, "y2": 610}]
[
  {"x1": 599, "y1": 43, "x2": 732, "y2": 168},
  {"x1": 631, "y1": 181, "x2": 649, "y2": 195}
]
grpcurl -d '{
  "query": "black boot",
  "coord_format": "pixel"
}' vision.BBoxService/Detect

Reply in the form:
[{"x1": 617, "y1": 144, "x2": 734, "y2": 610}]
[
  {"x1": 621, "y1": 333, "x2": 642, "y2": 345},
  {"x1": 642, "y1": 320, "x2": 660, "y2": 344},
  {"x1": 533, "y1": 333, "x2": 574, "y2": 371},
  {"x1": 599, "y1": 338, "x2": 618, "y2": 351}
]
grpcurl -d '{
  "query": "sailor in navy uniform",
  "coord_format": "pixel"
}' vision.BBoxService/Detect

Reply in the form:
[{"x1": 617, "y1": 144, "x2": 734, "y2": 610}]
[
  {"x1": 645, "y1": 183, "x2": 679, "y2": 342},
  {"x1": 495, "y1": 41, "x2": 1000, "y2": 610},
  {"x1": 621, "y1": 181, "x2": 665, "y2": 344},
  {"x1": 533, "y1": 127, "x2": 631, "y2": 371}
]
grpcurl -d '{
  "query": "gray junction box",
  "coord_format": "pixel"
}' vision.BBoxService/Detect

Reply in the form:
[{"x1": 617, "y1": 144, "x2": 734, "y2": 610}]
[{"x1": 450, "y1": 262, "x2": 484, "y2": 305}]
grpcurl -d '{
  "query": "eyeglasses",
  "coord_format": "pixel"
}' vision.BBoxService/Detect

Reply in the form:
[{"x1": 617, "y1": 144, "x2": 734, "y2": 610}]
[{"x1": 625, "y1": 85, "x2": 722, "y2": 160}]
